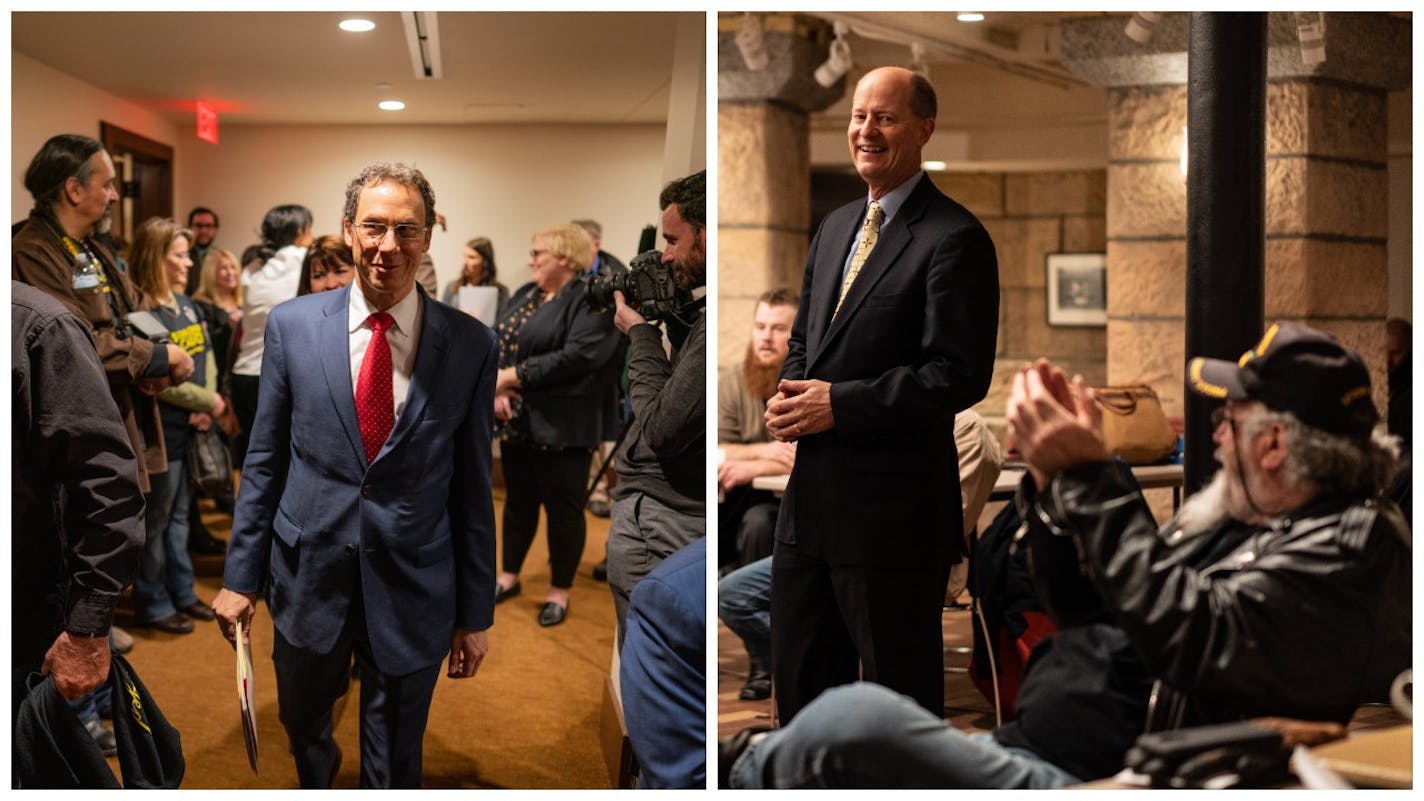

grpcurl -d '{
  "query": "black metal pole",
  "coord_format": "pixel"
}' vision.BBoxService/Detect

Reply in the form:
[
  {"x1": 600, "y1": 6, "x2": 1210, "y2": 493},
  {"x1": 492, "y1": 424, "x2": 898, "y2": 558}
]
[{"x1": 1184, "y1": 12, "x2": 1267, "y2": 494}]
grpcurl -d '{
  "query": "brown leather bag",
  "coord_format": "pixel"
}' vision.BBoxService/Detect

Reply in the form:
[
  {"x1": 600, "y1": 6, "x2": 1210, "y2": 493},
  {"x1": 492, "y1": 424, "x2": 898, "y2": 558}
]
[{"x1": 1091, "y1": 384, "x2": 1178, "y2": 465}]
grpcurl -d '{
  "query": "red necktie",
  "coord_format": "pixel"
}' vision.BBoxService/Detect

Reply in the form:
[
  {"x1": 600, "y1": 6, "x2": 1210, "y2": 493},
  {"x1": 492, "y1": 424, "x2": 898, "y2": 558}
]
[{"x1": 356, "y1": 312, "x2": 395, "y2": 463}]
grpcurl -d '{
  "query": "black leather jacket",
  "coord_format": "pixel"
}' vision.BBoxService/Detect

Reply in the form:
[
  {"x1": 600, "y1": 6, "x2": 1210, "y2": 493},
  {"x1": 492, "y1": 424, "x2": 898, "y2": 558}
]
[{"x1": 1002, "y1": 461, "x2": 1411, "y2": 773}]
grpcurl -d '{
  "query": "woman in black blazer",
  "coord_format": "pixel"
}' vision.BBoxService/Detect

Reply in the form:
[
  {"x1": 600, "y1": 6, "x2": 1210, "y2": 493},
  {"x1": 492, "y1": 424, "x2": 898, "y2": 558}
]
[{"x1": 492, "y1": 223, "x2": 621, "y2": 626}]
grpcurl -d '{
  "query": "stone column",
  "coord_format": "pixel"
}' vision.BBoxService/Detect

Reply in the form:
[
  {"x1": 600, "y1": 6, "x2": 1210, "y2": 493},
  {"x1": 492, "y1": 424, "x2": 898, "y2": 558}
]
[
  {"x1": 717, "y1": 13, "x2": 843, "y2": 368},
  {"x1": 1061, "y1": 12, "x2": 1409, "y2": 422}
]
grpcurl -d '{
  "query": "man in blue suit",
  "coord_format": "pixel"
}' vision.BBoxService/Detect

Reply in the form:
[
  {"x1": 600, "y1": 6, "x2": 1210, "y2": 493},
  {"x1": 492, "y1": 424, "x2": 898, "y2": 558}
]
[{"x1": 214, "y1": 162, "x2": 497, "y2": 788}]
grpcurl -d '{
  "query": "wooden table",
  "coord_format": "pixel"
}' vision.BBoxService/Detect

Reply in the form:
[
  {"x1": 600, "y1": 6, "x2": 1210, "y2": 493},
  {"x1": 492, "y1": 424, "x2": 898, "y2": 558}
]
[{"x1": 753, "y1": 463, "x2": 1185, "y2": 509}]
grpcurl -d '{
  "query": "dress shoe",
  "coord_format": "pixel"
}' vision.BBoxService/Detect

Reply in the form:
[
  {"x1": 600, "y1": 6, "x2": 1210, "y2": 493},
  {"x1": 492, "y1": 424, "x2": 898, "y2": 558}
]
[
  {"x1": 180, "y1": 601, "x2": 216, "y2": 621},
  {"x1": 739, "y1": 665, "x2": 772, "y2": 701},
  {"x1": 538, "y1": 602, "x2": 568, "y2": 627},
  {"x1": 138, "y1": 613, "x2": 194, "y2": 634},
  {"x1": 109, "y1": 625, "x2": 135, "y2": 655},
  {"x1": 719, "y1": 726, "x2": 773, "y2": 788},
  {"x1": 494, "y1": 581, "x2": 521, "y2": 604},
  {"x1": 591, "y1": 558, "x2": 608, "y2": 582}
]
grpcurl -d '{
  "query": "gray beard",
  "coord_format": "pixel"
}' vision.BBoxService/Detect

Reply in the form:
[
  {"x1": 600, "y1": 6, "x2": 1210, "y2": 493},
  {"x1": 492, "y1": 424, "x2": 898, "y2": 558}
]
[
  {"x1": 1171, "y1": 468, "x2": 1239, "y2": 538},
  {"x1": 92, "y1": 207, "x2": 113, "y2": 236}
]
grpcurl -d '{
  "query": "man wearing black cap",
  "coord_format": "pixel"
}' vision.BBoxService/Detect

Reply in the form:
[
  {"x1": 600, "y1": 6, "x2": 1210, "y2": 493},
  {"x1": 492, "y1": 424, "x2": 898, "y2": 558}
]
[{"x1": 721, "y1": 322, "x2": 1410, "y2": 789}]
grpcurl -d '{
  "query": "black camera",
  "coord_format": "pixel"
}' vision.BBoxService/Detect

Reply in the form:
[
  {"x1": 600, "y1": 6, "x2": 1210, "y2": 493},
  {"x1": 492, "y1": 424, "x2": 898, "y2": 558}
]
[{"x1": 586, "y1": 250, "x2": 694, "y2": 323}]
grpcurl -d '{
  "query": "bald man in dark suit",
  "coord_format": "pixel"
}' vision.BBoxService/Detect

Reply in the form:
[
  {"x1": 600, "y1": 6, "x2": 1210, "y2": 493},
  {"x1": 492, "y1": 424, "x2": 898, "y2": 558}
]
[{"x1": 765, "y1": 66, "x2": 999, "y2": 722}]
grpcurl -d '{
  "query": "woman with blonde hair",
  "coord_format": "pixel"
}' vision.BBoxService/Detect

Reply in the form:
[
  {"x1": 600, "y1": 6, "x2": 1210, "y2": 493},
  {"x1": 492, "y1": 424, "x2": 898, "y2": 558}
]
[
  {"x1": 491, "y1": 223, "x2": 622, "y2": 626},
  {"x1": 127, "y1": 216, "x2": 225, "y2": 634}
]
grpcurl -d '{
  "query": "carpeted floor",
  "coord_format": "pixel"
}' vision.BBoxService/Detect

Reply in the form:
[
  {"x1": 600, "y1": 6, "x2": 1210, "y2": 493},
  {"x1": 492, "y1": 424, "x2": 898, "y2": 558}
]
[{"x1": 113, "y1": 485, "x2": 616, "y2": 789}]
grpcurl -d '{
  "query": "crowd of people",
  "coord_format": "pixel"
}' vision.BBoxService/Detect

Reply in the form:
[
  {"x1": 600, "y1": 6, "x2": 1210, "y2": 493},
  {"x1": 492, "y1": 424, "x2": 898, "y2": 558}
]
[
  {"x1": 12, "y1": 63, "x2": 1412, "y2": 792},
  {"x1": 12, "y1": 130, "x2": 709, "y2": 788}
]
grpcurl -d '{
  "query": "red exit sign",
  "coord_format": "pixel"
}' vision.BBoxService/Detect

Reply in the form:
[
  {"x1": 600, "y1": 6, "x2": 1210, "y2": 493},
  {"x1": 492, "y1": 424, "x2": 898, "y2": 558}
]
[{"x1": 196, "y1": 101, "x2": 219, "y2": 144}]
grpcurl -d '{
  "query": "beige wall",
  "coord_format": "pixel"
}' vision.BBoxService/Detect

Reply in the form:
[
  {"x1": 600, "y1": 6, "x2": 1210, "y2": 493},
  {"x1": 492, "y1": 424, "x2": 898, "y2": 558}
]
[
  {"x1": 13, "y1": 51, "x2": 672, "y2": 291},
  {"x1": 12, "y1": 52, "x2": 180, "y2": 217},
  {"x1": 172, "y1": 124, "x2": 667, "y2": 291}
]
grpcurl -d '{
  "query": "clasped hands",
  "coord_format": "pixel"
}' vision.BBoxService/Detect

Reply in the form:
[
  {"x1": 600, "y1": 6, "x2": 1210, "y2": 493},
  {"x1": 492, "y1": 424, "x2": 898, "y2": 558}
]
[
  {"x1": 764, "y1": 379, "x2": 834, "y2": 442},
  {"x1": 1006, "y1": 359, "x2": 1111, "y2": 489}
]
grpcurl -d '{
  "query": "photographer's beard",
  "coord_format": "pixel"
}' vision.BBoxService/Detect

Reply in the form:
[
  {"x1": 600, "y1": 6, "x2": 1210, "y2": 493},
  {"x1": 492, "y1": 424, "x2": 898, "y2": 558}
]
[
  {"x1": 671, "y1": 237, "x2": 706, "y2": 292},
  {"x1": 743, "y1": 341, "x2": 785, "y2": 403}
]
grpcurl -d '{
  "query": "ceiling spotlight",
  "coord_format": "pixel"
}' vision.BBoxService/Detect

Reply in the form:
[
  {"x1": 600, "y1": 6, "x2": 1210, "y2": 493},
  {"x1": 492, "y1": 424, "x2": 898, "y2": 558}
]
[
  {"x1": 957, "y1": 13, "x2": 985, "y2": 23},
  {"x1": 923, "y1": 160, "x2": 948, "y2": 172},
  {"x1": 1124, "y1": 12, "x2": 1161, "y2": 44},
  {"x1": 378, "y1": 100, "x2": 406, "y2": 111},
  {"x1": 735, "y1": 13, "x2": 769, "y2": 72},
  {"x1": 339, "y1": 18, "x2": 375, "y2": 33},
  {"x1": 814, "y1": 21, "x2": 853, "y2": 88}
]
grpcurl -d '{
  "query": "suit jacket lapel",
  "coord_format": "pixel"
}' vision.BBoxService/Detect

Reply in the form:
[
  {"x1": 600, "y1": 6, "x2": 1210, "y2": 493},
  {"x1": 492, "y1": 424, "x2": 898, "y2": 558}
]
[
  {"x1": 377, "y1": 288, "x2": 447, "y2": 462},
  {"x1": 809, "y1": 175, "x2": 934, "y2": 370},
  {"x1": 318, "y1": 286, "x2": 367, "y2": 468},
  {"x1": 805, "y1": 205, "x2": 861, "y2": 367}
]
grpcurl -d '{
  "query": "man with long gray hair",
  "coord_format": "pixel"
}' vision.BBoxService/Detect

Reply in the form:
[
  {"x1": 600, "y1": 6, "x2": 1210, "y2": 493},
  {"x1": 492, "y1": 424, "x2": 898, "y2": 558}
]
[{"x1": 723, "y1": 322, "x2": 1409, "y2": 788}]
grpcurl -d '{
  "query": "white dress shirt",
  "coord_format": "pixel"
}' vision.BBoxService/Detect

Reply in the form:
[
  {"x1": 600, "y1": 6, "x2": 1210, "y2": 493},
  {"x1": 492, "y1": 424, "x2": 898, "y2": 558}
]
[{"x1": 347, "y1": 284, "x2": 423, "y2": 419}]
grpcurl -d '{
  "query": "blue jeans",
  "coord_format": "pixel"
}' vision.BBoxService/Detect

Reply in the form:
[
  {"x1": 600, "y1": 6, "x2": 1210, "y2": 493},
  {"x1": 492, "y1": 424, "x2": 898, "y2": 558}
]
[
  {"x1": 717, "y1": 556, "x2": 771, "y2": 667},
  {"x1": 134, "y1": 457, "x2": 200, "y2": 623},
  {"x1": 728, "y1": 683, "x2": 1080, "y2": 789}
]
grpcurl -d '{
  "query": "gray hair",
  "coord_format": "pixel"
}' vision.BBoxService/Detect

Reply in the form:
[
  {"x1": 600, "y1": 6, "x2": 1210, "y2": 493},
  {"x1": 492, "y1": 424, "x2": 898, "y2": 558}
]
[
  {"x1": 342, "y1": 162, "x2": 436, "y2": 227},
  {"x1": 1242, "y1": 406, "x2": 1400, "y2": 498}
]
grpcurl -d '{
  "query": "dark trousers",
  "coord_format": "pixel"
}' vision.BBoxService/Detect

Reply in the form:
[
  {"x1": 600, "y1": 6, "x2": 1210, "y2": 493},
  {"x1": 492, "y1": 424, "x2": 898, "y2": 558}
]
[
  {"x1": 272, "y1": 597, "x2": 441, "y2": 788},
  {"x1": 770, "y1": 539, "x2": 951, "y2": 724},
  {"x1": 500, "y1": 441, "x2": 591, "y2": 589},
  {"x1": 718, "y1": 485, "x2": 779, "y2": 569},
  {"x1": 230, "y1": 373, "x2": 261, "y2": 468}
]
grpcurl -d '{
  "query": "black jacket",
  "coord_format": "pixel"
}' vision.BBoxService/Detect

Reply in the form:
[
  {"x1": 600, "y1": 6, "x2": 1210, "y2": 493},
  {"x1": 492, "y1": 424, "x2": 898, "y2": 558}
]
[
  {"x1": 11, "y1": 282, "x2": 144, "y2": 667},
  {"x1": 994, "y1": 461, "x2": 1412, "y2": 780},
  {"x1": 501, "y1": 277, "x2": 621, "y2": 449}
]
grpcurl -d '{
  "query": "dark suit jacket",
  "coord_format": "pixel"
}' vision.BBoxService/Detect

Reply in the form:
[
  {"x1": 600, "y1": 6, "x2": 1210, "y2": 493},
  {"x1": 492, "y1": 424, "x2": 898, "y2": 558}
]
[
  {"x1": 775, "y1": 174, "x2": 999, "y2": 568},
  {"x1": 501, "y1": 277, "x2": 621, "y2": 449},
  {"x1": 224, "y1": 284, "x2": 498, "y2": 677}
]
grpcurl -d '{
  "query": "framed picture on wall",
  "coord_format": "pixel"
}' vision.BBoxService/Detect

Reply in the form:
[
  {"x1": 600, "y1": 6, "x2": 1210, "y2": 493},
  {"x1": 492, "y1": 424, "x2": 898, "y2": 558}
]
[{"x1": 1046, "y1": 253, "x2": 1107, "y2": 327}]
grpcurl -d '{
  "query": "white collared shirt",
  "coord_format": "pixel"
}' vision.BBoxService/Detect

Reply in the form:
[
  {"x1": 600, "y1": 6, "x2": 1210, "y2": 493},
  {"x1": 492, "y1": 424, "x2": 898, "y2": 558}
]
[{"x1": 347, "y1": 284, "x2": 423, "y2": 419}]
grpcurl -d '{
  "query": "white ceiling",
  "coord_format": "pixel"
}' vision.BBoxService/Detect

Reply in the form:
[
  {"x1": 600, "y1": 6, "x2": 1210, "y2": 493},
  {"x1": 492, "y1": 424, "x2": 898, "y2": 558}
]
[{"x1": 12, "y1": 11, "x2": 697, "y2": 126}]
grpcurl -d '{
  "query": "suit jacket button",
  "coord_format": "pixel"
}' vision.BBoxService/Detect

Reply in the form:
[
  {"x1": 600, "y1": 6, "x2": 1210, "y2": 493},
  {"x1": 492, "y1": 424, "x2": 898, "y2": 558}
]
[
  {"x1": 361, "y1": 483, "x2": 372, "y2": 497},
  {"x1": 346, "y1": 544, "x2": 357, "y2": 553}
]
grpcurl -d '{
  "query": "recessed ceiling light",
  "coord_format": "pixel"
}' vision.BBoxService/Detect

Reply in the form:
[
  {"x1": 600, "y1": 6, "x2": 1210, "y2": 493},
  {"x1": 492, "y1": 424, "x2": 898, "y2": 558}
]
[
  {"x1": 378, "y1": 100, "x2": 405, "y2": 111},
  {"x1": 922, "y1": 160, "x2": 948, "y2": 172},
  {"x1": 957, "y1": 13, "x2": 985, "y2": 23},
  {"x1": 340, "y1": 19, "x2": 375, "y2": 33}
]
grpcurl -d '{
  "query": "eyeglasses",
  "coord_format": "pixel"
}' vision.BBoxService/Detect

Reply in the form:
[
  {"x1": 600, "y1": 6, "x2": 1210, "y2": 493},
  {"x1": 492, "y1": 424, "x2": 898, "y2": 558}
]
[
  {"x1": 354, "y1": 222, "x2": 426, "y2": 243},
  {"x1": 529, "y1": 248, "x2": 550, "y2": 259}
]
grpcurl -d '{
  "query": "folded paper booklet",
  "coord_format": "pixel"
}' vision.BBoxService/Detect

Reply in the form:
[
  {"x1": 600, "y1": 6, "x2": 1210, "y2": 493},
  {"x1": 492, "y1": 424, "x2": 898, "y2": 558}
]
[{"x1": 236, "y1": 619, "x2": 258, "y2": 774}]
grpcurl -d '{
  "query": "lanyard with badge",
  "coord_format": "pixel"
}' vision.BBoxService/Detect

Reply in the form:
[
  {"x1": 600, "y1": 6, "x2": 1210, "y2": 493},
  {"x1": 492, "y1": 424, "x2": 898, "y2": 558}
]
[{"x1": 40, "y1": 214, "x2": 132, "y2": 330}]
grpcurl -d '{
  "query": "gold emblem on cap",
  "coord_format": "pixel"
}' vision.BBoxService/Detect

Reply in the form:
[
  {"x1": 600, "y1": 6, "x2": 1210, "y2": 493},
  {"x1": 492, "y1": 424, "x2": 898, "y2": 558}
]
[
  {"x1": 1340, "y1": 385, "x2": 1370, "y2": 406},
  {"x1": 1238, "y1": 323, "x2": 1281, "y2": 367}
]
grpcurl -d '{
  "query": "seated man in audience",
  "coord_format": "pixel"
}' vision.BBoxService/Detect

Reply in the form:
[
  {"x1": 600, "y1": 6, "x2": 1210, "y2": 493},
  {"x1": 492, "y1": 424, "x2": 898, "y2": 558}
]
[
  {"x1": 717, "y1": 288, "x2": 799, "y2": 573},
  {"x1": 723, "y1": 322, "x2": 1411, "y2": 788},
  {"x1": 719, "y1": 410, "x2": 1001, "y2": 703}
]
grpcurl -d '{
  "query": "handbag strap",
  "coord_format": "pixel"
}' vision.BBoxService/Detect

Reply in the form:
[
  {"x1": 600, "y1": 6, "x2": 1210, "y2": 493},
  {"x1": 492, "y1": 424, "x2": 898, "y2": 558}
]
[{"x1": 1094, "y1": 386, "x2": 1141, "y2": 415}]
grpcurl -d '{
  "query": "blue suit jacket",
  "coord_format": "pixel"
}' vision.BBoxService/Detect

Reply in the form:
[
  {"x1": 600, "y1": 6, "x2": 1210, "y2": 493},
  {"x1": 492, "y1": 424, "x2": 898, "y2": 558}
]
[{"x1": 224, "y1": 284, "x2": 497, "y2": 677}]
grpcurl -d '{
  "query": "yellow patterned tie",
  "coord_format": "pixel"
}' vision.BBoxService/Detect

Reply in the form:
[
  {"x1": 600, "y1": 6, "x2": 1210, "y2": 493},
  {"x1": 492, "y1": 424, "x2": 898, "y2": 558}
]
[{"x1": 834, "y1": 201, "x2": 884, "y2": 318}]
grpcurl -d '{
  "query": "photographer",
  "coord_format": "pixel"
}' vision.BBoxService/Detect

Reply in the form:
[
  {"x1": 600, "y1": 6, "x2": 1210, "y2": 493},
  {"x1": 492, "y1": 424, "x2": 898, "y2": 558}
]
[{"x1": 606, "y1": 170, "x2": 707, "y2": 641}]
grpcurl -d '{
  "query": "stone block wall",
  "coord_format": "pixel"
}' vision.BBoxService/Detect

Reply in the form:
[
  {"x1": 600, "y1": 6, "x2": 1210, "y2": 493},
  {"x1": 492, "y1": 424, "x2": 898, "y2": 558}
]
[
  {"x1": 932, "y1": 169, "x2": 1109, "y2": 445},
  {"x1": 1104, "y1": 80, "x2": 1394, "y2": 422}
]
